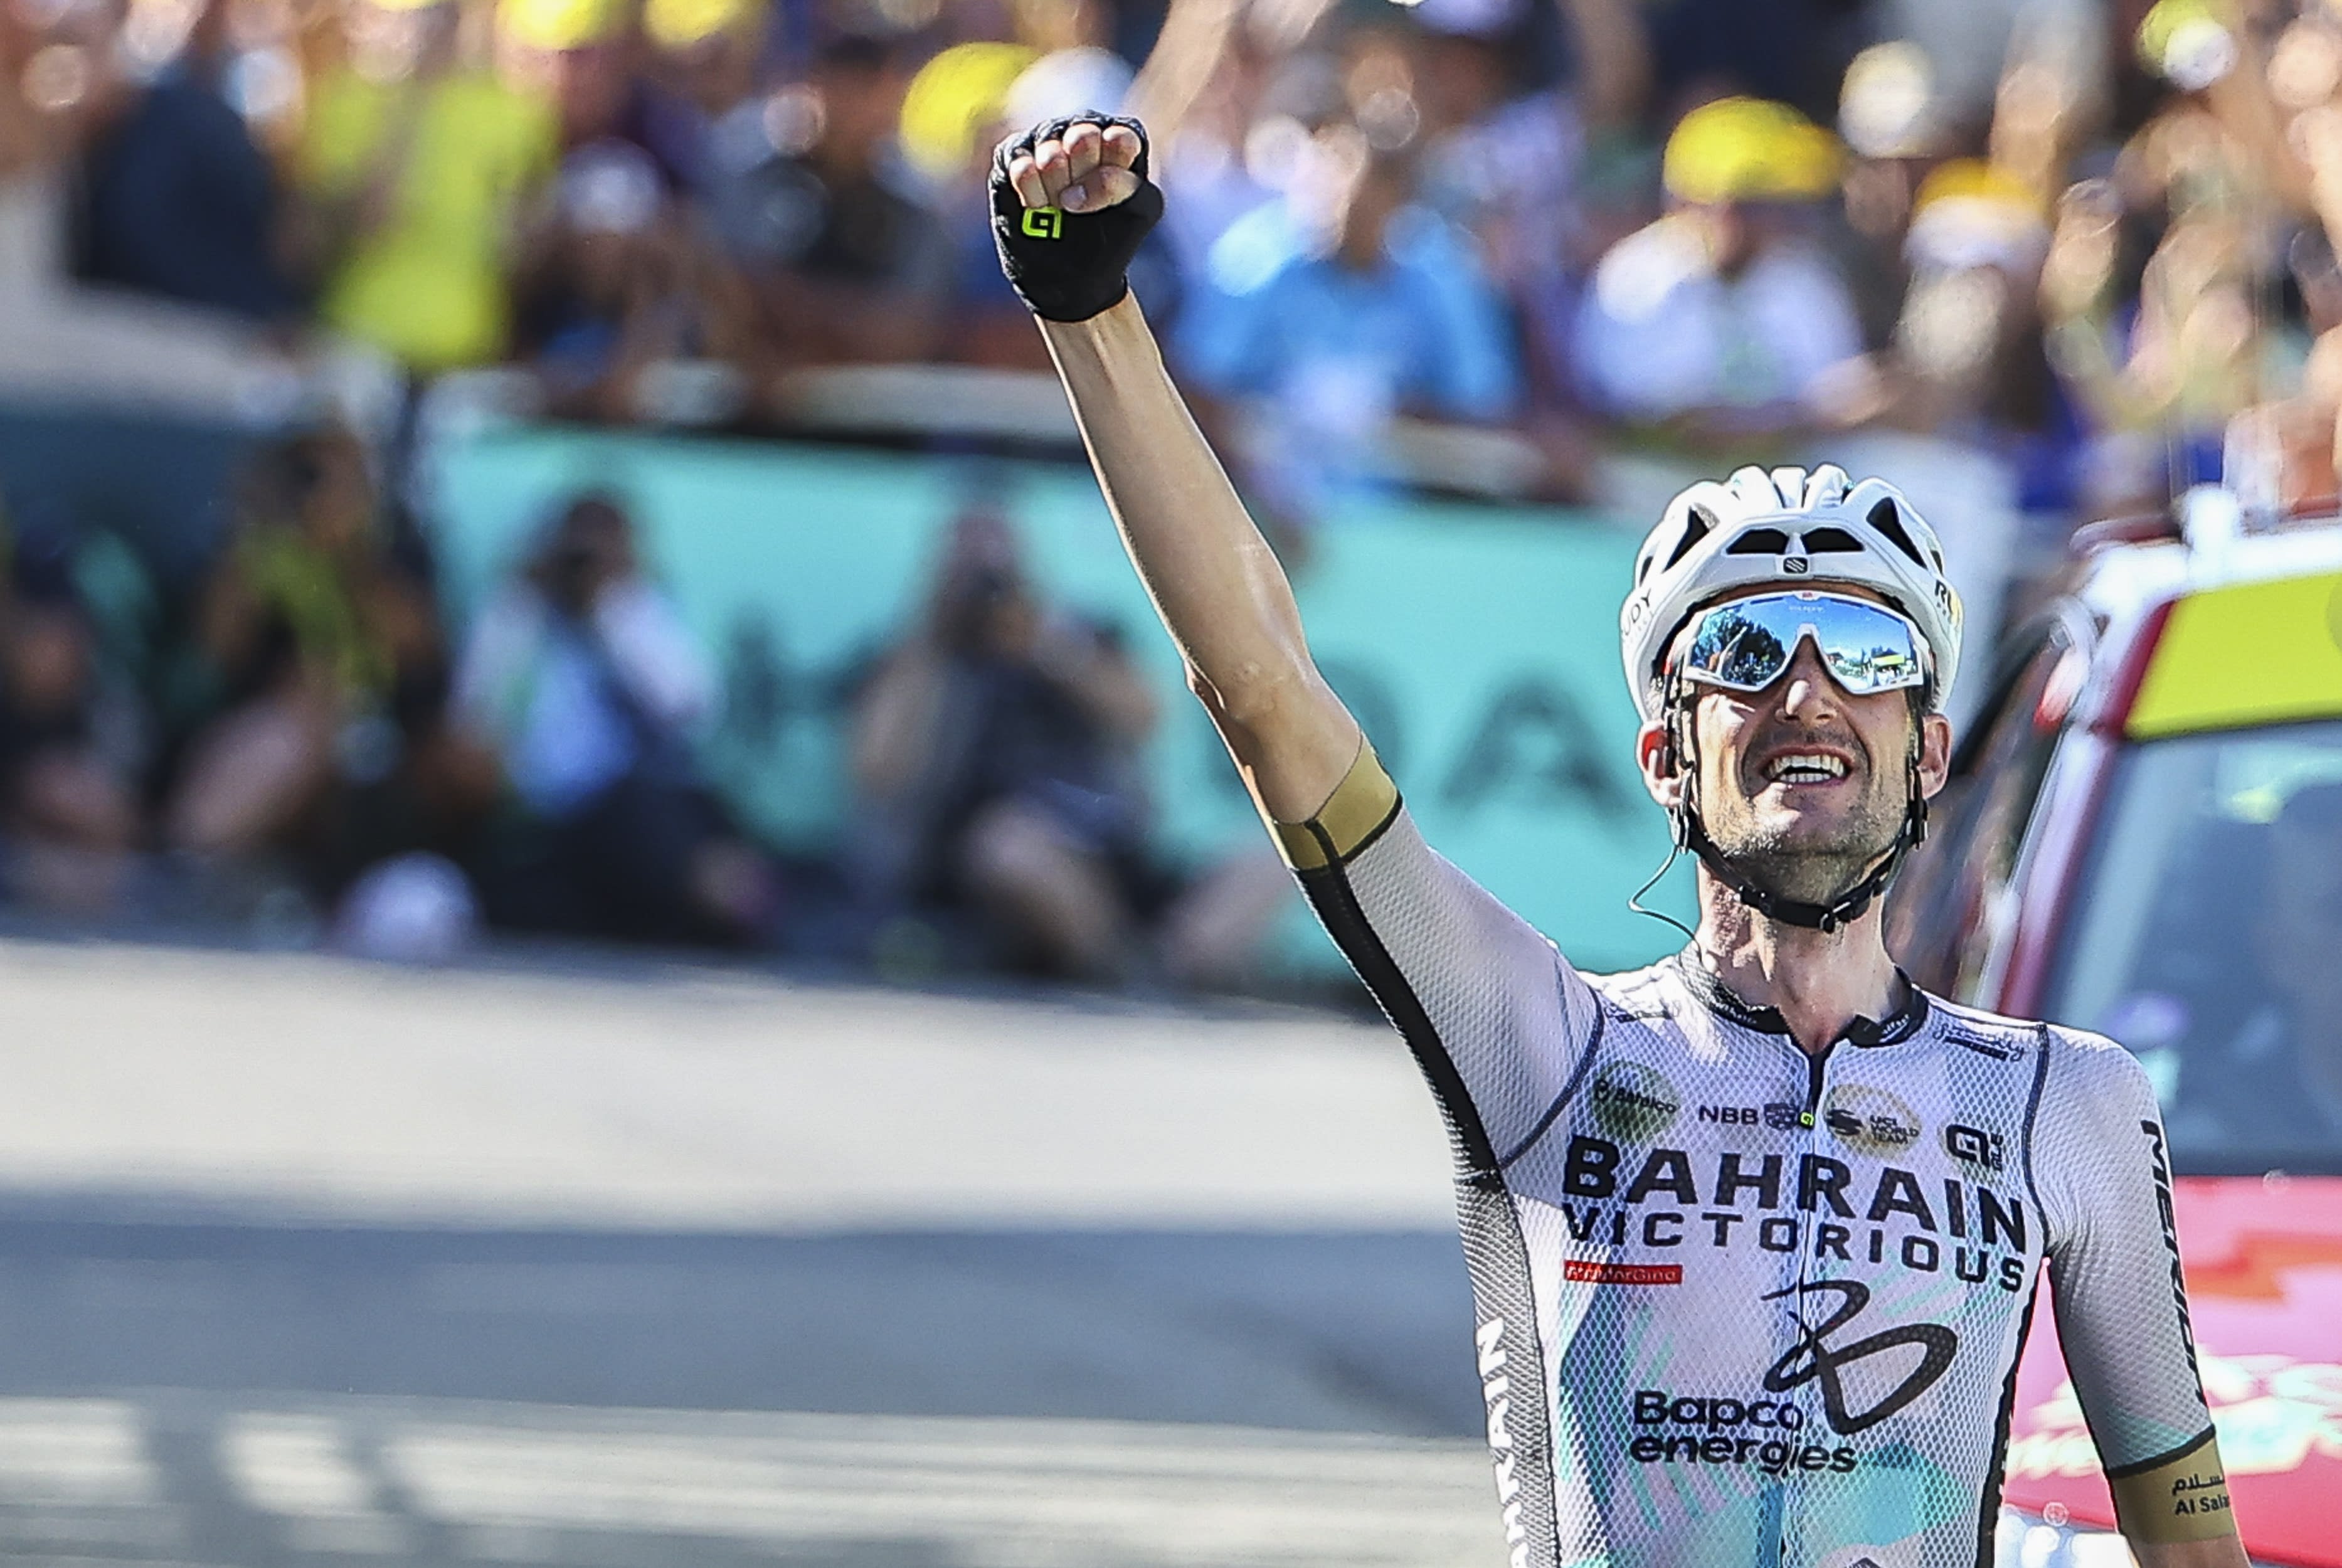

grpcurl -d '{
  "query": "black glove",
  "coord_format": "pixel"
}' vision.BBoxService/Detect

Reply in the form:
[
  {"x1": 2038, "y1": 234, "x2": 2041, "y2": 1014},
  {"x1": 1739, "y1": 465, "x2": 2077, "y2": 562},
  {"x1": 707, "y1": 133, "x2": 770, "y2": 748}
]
[{"x1": 990, "y1": 114, "x2": 1165, "y2": 323}]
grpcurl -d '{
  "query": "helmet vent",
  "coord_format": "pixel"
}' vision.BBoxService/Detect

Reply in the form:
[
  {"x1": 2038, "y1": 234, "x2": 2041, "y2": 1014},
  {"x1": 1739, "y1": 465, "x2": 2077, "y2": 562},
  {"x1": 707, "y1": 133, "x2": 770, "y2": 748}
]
[
  {"x1": 1662, "y1": 504, "x2": 1719, "y2": 572},
  {"x1": 1724, "y1": 527, "x2": 1791, "y2": 555},
  {"x1": 1803, "y1": 527, "x2": 1861, "y2": 552},
  {"x1": 1866, "y1": 499, "x2": 1929, "y2": 568}
]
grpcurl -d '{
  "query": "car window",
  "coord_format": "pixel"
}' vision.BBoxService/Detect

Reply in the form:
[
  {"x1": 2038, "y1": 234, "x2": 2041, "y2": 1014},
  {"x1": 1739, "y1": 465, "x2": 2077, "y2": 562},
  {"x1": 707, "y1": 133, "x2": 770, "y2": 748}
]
[
  {"x1": 2046, "y1": 719, "x2": 2342, "y2": 1174},
  {"x1": 1890, "y1": 630, "x2": 2083, "y2": 994}
]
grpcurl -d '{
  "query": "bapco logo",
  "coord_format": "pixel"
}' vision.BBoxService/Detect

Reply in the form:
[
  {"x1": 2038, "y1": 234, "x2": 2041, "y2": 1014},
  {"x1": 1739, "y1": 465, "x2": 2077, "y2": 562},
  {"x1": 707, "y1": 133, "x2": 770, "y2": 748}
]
[{"x1": 1590, "y1": 1062, "x2": 1681, "y2": 1142}]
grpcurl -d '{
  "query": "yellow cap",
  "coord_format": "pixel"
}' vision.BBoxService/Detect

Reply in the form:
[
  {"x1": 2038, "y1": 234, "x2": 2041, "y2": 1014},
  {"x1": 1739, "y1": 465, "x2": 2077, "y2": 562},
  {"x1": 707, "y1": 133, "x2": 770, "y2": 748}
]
[
  {"x1": 2137, "y1": 0, "x2": 2238, "y2": 87},
  {"x1": 1905, "y1": 157, "x2": 2050, "y2": 270},
  {"x1": 501, "y1": 0, "x2": 624, "y2": 51},
  {"x1": 1912, "y1": 157, "x2": 2040, "y2": 216},
  {"x1": 645, "y1": 0, "x2": 756, "y2": 50},
  {"x1": 1663, "y1": 97, "x2": 1843, "y2": 205},
  {"x1": 899, "y1": 40, "x2": 1037, "y2": 179}
]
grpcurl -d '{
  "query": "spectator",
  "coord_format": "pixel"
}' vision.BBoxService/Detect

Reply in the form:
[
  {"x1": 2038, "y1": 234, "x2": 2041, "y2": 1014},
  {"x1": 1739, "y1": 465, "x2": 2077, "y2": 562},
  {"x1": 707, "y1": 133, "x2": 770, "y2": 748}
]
[
  {"x1": 509, "y1": 140, "x2": 755, "y2": 422},
  {"x1": 73, "y1": 0, "x2": 302, "y2": 322},
  {"x1": 1572, "y1": 96, "x2": 1866, "y2": 447},
  {"x1": 901, "y1": 40, "x2": 1049, "y2": 367},
  {"x1": 166, "y1": 427, "x2": 458, "y2": 887},
  {"x1": 1150, "y1": 31, "x2": 1290, "y2": 281},
  {"x1": 635, "y1": 0, "x2": 778, "y2": 199},
  {"x1": 499, "y1": 0, "x2": 707, "y2": 191},
  {"x1": 1888, "y1": 161, "x2": 2064, "y2": 463},
  {"x1": 709, "y1": 33, "x2": 953, "y2": 364},
  {"x1": 1404, "y1": 0, "x2": 1650, "y2": 294},
  {"x1": 1179, "y1": 121, "x2": 1522, "y2": 519},
  {"x1": 293, "y1": 0, "x2": 559, "y2": 376},
  {"x1": 499, "y1": 0, "x2": 633, "y2": 153},
  {"x1": 167, "y1": 430, "x2": 443, "y2": 848},
  {"x1": 850, "y1": 505, "x2": 1288, "y2": 987},
  {"x1": 0, "y1": 0, "x2": 295, "y2": 415},
  {"x1": 453, "y1": 491, "x2": 775, "y2": 946},
  {"x1": 1831, "y1": 41, "x2": 1956, "y2": 352},
  {"x1": 0, "y1": 527, "x2": 140, "y2": 909}
]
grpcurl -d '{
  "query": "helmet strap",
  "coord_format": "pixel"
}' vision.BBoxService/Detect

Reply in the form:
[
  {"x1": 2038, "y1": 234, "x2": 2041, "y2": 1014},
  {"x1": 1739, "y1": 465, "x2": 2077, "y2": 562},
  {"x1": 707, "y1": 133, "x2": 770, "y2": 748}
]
[{"x1": 1666, "y1": 675, "x2": 1927, "y2": 936}]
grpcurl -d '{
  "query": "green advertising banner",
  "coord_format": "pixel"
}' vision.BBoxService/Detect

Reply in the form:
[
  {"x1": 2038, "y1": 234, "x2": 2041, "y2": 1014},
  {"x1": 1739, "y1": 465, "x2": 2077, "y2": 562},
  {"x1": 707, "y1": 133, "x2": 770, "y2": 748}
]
[{"x1": 427, "y1": 426, "x2": 1693, "y2": 974}]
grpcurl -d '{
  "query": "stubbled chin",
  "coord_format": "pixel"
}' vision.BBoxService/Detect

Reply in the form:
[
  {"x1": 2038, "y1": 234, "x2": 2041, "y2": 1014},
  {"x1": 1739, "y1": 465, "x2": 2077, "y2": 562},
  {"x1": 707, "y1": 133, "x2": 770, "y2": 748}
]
[
  {"x1": 1743, "y1": 792, "x2": 1876, "y2": 842},
  {"x1": 1749, "y1": 778, "x2": 1858, "y2": 807}
]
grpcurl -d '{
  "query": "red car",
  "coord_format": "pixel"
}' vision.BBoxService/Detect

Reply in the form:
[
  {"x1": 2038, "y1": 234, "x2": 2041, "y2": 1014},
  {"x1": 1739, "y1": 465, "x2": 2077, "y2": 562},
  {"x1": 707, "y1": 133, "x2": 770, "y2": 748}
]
[{"x1": 1890, "y1": 489, "x2": 2342, "y2": 1567}]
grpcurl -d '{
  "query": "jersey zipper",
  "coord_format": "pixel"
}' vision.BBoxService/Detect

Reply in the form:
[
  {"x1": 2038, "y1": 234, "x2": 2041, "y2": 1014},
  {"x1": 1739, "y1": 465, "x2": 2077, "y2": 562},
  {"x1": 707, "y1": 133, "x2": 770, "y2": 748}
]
[{"x1": 1801, "y1": 1048, "x2": 1828, "y2": 1130}]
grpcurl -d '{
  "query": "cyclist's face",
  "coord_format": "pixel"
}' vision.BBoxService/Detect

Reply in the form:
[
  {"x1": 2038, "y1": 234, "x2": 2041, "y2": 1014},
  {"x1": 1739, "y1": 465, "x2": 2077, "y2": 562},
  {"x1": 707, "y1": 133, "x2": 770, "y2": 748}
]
[{"x1": 1641, "y1": 613, "x2": 1951, "y2": 902}]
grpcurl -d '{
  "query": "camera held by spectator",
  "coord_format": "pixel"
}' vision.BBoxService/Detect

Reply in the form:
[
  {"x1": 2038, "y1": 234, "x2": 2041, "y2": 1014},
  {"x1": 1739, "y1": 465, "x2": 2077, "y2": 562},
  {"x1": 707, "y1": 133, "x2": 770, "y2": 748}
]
[
  {"x1": 453, "y1": 490, "x2": 778, "y2": 947},
  {"x1": 850, "y1": 502, "x2": 1290, "y2": 988}
]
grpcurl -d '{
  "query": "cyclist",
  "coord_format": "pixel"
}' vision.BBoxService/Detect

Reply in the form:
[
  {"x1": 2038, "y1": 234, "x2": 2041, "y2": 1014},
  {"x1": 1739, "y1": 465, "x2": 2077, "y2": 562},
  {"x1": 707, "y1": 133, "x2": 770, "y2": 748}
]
[{"x1": 990, "y1": 114, "x2": 2245, "y2": 1568}]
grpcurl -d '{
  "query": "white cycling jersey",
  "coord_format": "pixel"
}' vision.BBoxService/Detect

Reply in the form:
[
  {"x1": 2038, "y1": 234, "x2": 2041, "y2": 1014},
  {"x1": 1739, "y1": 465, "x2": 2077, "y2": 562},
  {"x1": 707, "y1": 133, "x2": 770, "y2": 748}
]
[{"x1": 1272, "y1": 747, "x2": 2234, "y2": 1568}]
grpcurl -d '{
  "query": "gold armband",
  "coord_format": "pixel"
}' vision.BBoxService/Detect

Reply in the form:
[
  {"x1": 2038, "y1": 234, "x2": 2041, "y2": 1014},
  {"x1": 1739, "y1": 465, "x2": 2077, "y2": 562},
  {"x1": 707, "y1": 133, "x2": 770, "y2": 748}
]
[
  {"x1": 2107, "y1": 1429, "x2": 2237, "y2": 1544},
  {"x1": 1270, "y1": 742, "x2": 1400, "y2": 872}
]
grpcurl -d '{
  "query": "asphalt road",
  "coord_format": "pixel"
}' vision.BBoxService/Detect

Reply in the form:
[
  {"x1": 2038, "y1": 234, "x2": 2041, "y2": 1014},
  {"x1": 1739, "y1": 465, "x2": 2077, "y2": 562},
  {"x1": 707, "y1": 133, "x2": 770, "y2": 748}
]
[{"x1": 0, "y1": 939, "x2": 1503, "y2": 1568}]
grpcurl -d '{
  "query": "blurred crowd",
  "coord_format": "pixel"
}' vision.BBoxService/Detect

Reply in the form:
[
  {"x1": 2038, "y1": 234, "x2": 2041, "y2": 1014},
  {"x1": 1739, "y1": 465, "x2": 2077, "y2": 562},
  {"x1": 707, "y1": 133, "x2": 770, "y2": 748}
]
[
  {"x1": 22, "y1": 0, "x2": 2342, "y2": 506},
  {"x1": 3, "y1": 0, "x2": 2342, "y2": 981}
]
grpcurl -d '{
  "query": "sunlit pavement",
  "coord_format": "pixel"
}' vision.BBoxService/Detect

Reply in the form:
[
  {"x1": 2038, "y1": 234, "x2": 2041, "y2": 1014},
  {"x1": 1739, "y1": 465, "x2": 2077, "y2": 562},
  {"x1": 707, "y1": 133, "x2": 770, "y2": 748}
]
[{"x1": 0, "y1": 938, "x2": 1502, "y2": 1567}]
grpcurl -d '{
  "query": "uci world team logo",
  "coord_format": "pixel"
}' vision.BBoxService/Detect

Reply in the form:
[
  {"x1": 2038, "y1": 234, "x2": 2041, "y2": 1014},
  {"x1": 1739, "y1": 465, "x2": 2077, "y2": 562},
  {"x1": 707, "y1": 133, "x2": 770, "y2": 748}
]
[
  {"x1": 1821, "y1": 1084, "x2": 1922, "y2": 1157},
  {"x1": 1021, "y1": 207, "x2": 1064, "y2": 239},
  {"x1": 1761, "y1": 1279, "x2": 1958, "y2": 1436}
]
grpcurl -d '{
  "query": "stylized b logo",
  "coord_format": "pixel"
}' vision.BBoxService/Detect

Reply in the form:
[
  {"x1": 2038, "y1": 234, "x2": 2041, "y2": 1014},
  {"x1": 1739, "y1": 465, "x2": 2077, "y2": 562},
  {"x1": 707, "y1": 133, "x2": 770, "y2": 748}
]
[
  {"x1": 1022, "y1": 207, "x2": 1064, "y2": 240},
  {"x1": 1759, "y1": 1279, "x2": 1958, "y2": 1436}
]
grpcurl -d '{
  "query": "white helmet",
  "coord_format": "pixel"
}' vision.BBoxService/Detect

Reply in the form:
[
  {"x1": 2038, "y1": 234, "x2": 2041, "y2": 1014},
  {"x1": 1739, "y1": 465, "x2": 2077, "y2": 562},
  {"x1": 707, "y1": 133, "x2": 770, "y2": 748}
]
[{"x1": 1619, "y1": 465, "x2": 1964, "y2": 726}]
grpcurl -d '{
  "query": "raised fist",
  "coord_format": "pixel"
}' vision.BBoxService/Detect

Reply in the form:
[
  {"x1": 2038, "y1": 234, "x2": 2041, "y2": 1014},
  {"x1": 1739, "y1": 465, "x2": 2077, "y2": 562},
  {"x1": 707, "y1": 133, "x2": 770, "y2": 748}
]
[{"x1": 990, "y1": 114, "x2": 1164, "y2": 323}]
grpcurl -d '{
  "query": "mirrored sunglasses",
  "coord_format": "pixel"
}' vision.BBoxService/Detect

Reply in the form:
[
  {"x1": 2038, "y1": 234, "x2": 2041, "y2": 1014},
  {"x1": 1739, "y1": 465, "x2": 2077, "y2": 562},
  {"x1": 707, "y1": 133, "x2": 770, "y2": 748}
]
[{"x1": 1680, "y1": 591, "x2": 1929, "y2": 699}]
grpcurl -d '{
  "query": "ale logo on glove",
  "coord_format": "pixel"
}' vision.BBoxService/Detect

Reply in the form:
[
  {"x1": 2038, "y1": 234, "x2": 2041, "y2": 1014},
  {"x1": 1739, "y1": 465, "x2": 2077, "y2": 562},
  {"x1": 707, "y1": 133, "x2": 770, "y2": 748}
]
[{"x1": 1021, "y1": 207, "x2": 1064, "y2": 240}]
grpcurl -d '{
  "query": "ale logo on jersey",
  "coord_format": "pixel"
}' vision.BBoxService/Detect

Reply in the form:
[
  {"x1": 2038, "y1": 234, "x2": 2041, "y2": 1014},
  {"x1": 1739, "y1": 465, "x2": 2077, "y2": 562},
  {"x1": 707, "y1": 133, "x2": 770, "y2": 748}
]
[
  {"x1": 1591, "y1": 1062, "x2": 1680, "y2": 1141},
  {"x1": 1943, "y1": 1121, "x2": 2006, "y2": 1175},
  {"x1": 1821, "y1": 1084, "x2": 1922, "y2": 1157}
]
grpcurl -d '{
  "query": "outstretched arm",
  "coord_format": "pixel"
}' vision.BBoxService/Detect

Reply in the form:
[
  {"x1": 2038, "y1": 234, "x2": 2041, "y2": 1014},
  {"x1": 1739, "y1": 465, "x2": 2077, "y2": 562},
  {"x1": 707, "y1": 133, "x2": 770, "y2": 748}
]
[
  {"x1": 1037, "y1": 300, "x2": 1357, "y2": 820},
  {"x1": 999, "y1": 119, "x2": 1359, "y2": 824},
  {"x1": 999, "y1": 120, "x2": 1602, "y2": 1190}
]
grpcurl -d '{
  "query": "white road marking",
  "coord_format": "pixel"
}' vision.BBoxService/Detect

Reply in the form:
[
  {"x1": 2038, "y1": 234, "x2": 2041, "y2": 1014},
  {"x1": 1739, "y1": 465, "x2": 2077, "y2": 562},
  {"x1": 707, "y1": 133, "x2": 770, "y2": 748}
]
[
  {"x1": 383, "y1": 1409, "x2": 1499, "y2": 1565},
  {"x1": 0, "y1": 1400, "x2": 158, "y2": 1507},
  {"x1": 0, "y1": 1394, "x2": 1505, "y2": 1566},
  {"x1": 218, "y1": 1416, "x2": 414, "y2": 1555},
  {"x1": 220, "y1": 1417, "x2": 379, "y2": 1517}
]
